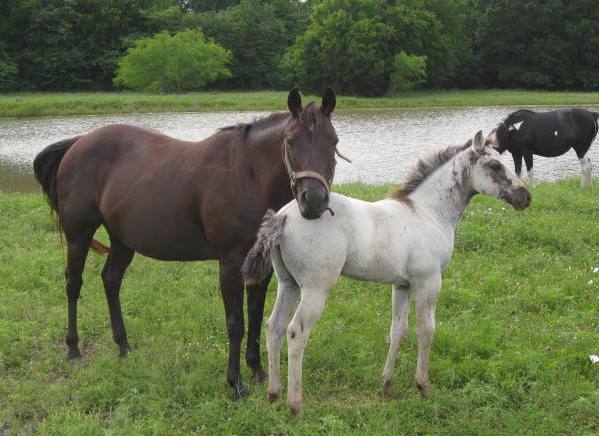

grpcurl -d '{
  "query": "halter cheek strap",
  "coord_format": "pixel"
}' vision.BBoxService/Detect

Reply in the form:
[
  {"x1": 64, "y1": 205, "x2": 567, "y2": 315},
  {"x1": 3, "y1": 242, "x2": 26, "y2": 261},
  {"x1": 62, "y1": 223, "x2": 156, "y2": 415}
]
[{"x1": 283, "y1": 140, "x2": 333, "y2": 197}]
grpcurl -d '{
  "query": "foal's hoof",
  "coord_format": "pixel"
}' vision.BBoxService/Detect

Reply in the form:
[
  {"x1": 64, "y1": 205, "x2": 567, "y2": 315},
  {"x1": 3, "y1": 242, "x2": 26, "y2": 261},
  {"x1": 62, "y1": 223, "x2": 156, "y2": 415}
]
[
  {"x1": 232, "y1": 383, "x2": 251, "y2": 401},
  {"x1": 267, "y1": 390, "x2": 280, "y2": 403},
  {"x1": 382, "y1": 380, "x2": 394, "y2": 398},
  {"x1": 288, "y1": 402, "x2": 303, "y2": 418},
  {"x1": 416, "y1": 382, "x2": 431, "y2": 398},
  {"x1": 251, "y1": 367, "x2": 267, "y2": 384}
]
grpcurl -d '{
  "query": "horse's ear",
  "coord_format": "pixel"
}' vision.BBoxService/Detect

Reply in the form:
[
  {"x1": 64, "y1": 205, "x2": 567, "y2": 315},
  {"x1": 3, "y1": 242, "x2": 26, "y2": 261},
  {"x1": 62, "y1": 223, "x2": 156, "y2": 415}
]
[
  {"x1": 473, "y1": 130, "x2": 485, "y2": 152},
  {"x1": 321, "y1": 86, "x2": 336, "y2": 117},
  {"x1": 287, "y1": 87, "x2": 302, "y2": 117}
]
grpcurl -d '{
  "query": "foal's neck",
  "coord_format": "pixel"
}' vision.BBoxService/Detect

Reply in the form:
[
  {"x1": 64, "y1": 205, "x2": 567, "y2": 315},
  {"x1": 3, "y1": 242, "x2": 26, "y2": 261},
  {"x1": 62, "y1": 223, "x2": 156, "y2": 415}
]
[{"x1": 410, "y1": 151, "x2": 474, "y2": 229}]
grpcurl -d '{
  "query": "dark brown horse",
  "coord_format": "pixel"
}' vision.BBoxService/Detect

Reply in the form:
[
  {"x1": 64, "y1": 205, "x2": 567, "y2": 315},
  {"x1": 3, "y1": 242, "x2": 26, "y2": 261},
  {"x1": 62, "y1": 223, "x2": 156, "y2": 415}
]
[{"x1": 33, "y1": 88, "x2": 341, "y2": 398}]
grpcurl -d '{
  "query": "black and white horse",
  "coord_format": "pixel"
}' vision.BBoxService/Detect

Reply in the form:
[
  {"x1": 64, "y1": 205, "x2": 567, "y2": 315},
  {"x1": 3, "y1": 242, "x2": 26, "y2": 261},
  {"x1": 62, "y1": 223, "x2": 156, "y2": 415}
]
[{"x1": 489, "y1": 108, "x2": 599, "y2": 186}]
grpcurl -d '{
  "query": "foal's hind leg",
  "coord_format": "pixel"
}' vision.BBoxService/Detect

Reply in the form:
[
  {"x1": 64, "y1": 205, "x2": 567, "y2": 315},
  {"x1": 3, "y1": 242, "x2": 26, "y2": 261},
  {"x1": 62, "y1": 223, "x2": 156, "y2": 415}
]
[
  {"x1": 101, "y1": 234, "x2": 134, "y2": 357},
  {"x1": 381, "y1": 285, "x2": 411, "y2": 397},
  {"x1": 65, "y1": 236, "x2": 94, "y2": 359},
  {"x1": 245, "y1": 270, "x2": 273, "y2": 383},
  {"x1": 266, "y1": 278, "x2": 299, "y2": 403},
  {"x1": 286, "y1": 288, "x2": 328, "y2": 417}
]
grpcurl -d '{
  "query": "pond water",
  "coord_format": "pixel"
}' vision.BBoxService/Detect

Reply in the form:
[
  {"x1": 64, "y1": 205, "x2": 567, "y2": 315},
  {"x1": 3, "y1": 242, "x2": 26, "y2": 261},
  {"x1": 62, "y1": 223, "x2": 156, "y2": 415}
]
[{"x1": 1, "y1": 106, "x2": 598, "y2": 193}]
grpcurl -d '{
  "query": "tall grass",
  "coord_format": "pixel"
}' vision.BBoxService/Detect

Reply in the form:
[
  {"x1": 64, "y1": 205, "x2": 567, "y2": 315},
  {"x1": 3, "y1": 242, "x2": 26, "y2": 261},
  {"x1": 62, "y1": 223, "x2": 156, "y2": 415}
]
[
  {"x1": 2, "y1": 90, "x2": 599, "y2": 118},
  {"x1": 1, "y1": 180, "x2": 598, "y2": 433}
]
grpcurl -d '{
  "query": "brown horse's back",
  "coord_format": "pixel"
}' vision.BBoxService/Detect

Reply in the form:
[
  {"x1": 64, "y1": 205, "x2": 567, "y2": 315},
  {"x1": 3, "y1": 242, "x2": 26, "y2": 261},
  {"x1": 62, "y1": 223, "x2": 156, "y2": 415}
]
[{"x1": 57, "y1": 124, "x2": 229, "y2": 260}]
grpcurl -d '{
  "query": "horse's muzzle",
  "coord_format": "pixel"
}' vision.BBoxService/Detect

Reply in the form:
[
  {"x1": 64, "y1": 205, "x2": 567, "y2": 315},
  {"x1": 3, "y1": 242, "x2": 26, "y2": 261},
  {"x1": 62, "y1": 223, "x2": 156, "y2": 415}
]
[
  {"x1": 297, "y1": 180, "x2": 330, "y2": 220},
  {"x1": 506, "y1": 186, "x2": 531, "y2": 210}
]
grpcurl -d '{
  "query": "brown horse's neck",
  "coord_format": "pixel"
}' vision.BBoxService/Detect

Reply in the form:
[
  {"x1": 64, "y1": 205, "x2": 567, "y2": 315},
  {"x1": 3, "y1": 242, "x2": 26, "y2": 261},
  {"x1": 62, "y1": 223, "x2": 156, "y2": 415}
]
[{"x1": 244, "y1": 115, "x2": 293, "y2": 210}]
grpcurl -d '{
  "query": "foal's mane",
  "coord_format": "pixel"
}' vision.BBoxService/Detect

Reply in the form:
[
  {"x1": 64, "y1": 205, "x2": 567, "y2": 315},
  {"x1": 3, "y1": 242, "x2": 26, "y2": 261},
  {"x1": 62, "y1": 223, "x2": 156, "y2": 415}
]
[{"x1": 391, "y1": 140, "x2": 472, "y2": 202}]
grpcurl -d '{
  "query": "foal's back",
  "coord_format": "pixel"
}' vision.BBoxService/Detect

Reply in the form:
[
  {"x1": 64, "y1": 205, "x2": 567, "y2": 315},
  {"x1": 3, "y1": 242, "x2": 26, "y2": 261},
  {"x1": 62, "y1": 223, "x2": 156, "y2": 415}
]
[{"x1": 277, "y1": 193, "x2": 447, "y2": 286}]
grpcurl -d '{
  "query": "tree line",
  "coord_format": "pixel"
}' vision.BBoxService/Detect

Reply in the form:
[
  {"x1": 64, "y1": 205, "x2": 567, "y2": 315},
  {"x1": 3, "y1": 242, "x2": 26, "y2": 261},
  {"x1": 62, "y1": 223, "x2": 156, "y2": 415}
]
[{"x1": 1, "y1": 0, "x2": 598, "y2": 96}]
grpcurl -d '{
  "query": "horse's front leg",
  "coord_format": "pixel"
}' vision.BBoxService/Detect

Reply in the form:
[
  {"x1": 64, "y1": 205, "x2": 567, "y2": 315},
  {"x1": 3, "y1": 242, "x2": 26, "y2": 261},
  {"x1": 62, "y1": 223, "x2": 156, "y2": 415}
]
[
  {"x1": 245, "y1": 270, "x2": 273, "y2": 383},
  {"x1": 414, "y1": 274, "x2": 442, "y2": 397},
  {"x1": 287, "y1": 289, "x2": 328, "y2": 417},
  {"x1": 266, "y1": 278, "x2": 299, "y2": 403},
  {"x1": 523, "y1": 152, "x2": 536, "y2": 186},
  {"x1": 381, "y1": 285, "x2": 411, "y2": 397},
  {"x1": 219, "y1": 256, "x2": 249, "y2": 400},
  {"x1": 511, "y1": 151, "x2": 523, "y2": 179}
]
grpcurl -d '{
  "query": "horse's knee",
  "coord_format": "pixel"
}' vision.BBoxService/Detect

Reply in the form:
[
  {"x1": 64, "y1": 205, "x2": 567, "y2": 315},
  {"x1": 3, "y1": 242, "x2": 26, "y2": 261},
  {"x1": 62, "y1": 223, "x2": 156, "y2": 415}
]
[{"x1": 226, "y1": 315, "x2": 245, "y2": 342}]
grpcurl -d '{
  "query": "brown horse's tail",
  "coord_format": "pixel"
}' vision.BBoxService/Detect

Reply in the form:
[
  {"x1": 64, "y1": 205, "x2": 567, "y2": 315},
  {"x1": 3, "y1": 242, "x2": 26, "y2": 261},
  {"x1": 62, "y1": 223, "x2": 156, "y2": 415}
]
[
  {"x1": 33, "y1": 137, "x2": 110, "y2": 256},
  {"x1": 241, "y1": 210, "x2": 286, "y2": 286}
]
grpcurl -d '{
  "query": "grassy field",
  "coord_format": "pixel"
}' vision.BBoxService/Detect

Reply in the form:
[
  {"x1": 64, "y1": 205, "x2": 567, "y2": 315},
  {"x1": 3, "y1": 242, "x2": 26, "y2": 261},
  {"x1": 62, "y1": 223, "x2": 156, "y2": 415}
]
[
  {"x1": 1, "y1": 181, "x2": 598, "y2": 434},
  {"x1": 2, "y1": 89, "x2": 599, "y2": 118}
]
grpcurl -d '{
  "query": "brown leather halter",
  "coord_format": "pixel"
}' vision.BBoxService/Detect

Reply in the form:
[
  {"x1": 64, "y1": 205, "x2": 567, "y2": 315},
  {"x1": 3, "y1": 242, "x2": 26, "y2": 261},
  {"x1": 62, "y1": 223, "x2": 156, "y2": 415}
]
[
  {"x1": 282, "y1": 139, "x2": 351, "y2": 216},
  {"x1": 283, "y1": 139, "x2": 332, "y2": 199}
]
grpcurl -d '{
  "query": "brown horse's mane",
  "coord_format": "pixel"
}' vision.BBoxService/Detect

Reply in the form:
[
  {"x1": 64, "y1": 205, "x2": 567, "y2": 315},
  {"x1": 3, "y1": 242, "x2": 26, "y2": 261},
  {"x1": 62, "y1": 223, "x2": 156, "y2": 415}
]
[
  {"x1": 218, "y1": 112, "x2": 291, "y2": 140},
  {"x1": 391, "y1": 139, "x2": 472, "y2": 203}
]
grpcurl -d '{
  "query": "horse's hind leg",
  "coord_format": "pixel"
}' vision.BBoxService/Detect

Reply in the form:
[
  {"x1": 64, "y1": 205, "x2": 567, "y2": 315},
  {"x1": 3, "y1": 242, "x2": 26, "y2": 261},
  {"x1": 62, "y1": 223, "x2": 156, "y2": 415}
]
[
  {"x1": 101, "y1": 234, "x2": 134, "y2": 357},
  {"x1": 381, "y1": 285, "x2": 411, "y2": 397},
  {"x1": 245, "y1": 270, "x2": 273, "y2": 383},
  {"x1": 65, "y1": 236, "x2": 94, "y2": 359},
  {"x1": 574, "y1": 144, "x2": 593, "y2": 187}
]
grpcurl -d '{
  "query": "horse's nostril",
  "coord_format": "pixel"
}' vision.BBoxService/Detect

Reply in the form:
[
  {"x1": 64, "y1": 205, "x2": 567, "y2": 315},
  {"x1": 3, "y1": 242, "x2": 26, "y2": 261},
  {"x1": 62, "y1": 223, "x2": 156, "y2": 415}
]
[{"x1": 301, "y1": 190, "x2": 310, "y2": 203}]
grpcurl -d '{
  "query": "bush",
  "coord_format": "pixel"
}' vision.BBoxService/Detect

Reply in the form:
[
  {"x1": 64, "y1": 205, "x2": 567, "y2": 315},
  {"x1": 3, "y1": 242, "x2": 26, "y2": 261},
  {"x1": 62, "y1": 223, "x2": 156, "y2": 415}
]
[
  {"x1": 113, "y1": 29, "x2": 231, "y2": 92},
  {"x1": 387, "y1": 51, "x2": 427, "y2": 94},
  {"x1": 0, "y1": 60, "x2": 18, "y2": 92}
]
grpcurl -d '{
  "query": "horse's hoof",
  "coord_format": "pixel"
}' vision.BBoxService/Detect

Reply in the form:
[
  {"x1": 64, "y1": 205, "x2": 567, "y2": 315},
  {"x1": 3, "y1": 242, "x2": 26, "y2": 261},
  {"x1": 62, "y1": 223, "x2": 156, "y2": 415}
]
[
  {"x1": 416, "y1": 382, "x2": 431, "y2": 398},
  {"x1": 232, "y1": 383, "x2": 251, "y2": 401},
  {"x1": 288, "y1": 401, "x2": 303, "y2": 418},
  {"x1": 67, "y1": 349, "x2": 82, "y2": 361},
  {"x1": 267, "y1": 390, "x2": 280, "y2": 403},
  {"x1": 382, "y1": 380, "x2": 394, "y2": 398},
  {"x1": 251, "y1": 367, "x2": 267, "y2": 384},
  {"x1": 118, "y1": 343, "x2": 132, "y2": 358}
]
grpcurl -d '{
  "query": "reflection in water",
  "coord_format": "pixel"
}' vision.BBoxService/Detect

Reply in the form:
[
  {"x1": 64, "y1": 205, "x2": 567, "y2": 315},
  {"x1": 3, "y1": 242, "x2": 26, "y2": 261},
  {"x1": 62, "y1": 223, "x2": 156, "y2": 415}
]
[{"x1": 1, "y1": 107, "x2": 598, "y2": 192}]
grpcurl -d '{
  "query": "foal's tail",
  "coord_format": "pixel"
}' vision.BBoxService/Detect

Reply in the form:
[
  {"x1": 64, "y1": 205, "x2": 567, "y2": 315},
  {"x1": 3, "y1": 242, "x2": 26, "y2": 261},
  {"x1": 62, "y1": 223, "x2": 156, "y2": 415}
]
[
  {"x1": 33, "y1": 137, "x2": 110, "y2": 256},
  {"x1": 242, "y1": 210, "x2": 287, "y2": 286}
]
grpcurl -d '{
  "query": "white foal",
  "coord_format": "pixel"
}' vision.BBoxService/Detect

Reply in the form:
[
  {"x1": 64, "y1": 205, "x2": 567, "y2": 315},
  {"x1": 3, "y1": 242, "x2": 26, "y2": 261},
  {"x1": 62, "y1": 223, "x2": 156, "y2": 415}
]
[{"x1": 242, "y1": 131, "x2": 531, "y2": 416}]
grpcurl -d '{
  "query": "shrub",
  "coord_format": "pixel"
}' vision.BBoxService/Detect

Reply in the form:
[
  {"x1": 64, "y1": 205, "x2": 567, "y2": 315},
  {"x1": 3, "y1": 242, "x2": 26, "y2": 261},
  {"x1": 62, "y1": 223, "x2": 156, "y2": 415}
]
[
  {"x1": 387, "y1": 51, "x2": 427, "y2": 94},
  {"x1": 114, "y1": 29, "x2": 231, "y2": 92}
]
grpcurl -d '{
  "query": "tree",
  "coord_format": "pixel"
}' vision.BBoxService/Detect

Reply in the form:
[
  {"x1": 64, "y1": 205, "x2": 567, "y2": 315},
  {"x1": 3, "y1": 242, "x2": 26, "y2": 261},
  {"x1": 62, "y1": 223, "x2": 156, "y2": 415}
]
[
  {"x1": 476, "y1": 0, "x2": 599, "y2": 89},
  {"x1": 388, "y1": 51, "x2": 427, "y2": 94},
  {"x1": 282, "y1": 0, "x2": 449, "y2": 96},
  {"x1": 195, "y1": 0, "x2": 310, "y2": 88},
  {"x1": 113, "y1": 29, "x2": 231, "y2": 92}
]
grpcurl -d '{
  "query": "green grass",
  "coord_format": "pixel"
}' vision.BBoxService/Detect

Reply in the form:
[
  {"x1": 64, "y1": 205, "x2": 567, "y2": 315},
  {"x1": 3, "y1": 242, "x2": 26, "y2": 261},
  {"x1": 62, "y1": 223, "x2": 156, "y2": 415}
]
[
  {"x1": 2, "y1": 89, "x2": 599, "y2": 118},
  {"x1": 1, "y1": 180, "x2": 598, "y2": 434}
]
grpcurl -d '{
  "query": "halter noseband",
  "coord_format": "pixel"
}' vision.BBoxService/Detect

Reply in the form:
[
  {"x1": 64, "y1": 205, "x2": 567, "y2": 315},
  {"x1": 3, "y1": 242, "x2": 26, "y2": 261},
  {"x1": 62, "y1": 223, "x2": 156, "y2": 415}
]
[{"x1": 283, "y1": 139, "x2": 333, "y2": 199}]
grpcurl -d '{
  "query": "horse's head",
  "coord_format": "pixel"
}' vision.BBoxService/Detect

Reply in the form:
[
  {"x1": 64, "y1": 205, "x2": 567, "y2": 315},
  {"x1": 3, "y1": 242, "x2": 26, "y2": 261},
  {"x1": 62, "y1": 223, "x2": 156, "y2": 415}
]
[
  {"x1": 470, "y1": 130, "x2": 531, "y2": 210},
  {"x1": 283, "y1": 87, "x2": 345, "y2": 220}
]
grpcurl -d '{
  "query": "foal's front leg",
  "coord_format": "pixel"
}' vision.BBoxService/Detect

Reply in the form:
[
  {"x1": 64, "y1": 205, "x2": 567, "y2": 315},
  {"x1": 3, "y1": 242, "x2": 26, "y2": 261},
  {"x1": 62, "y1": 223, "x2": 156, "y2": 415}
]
[
  {"x1": 286, "y1": 289, "x2": 328, "y2": 417},
  {"x1": 381, "y1": 285, "x2": 411, "y2": 397},
  {"x1": 414, "y1": 274, "x2": 441, "y2": 397}
]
